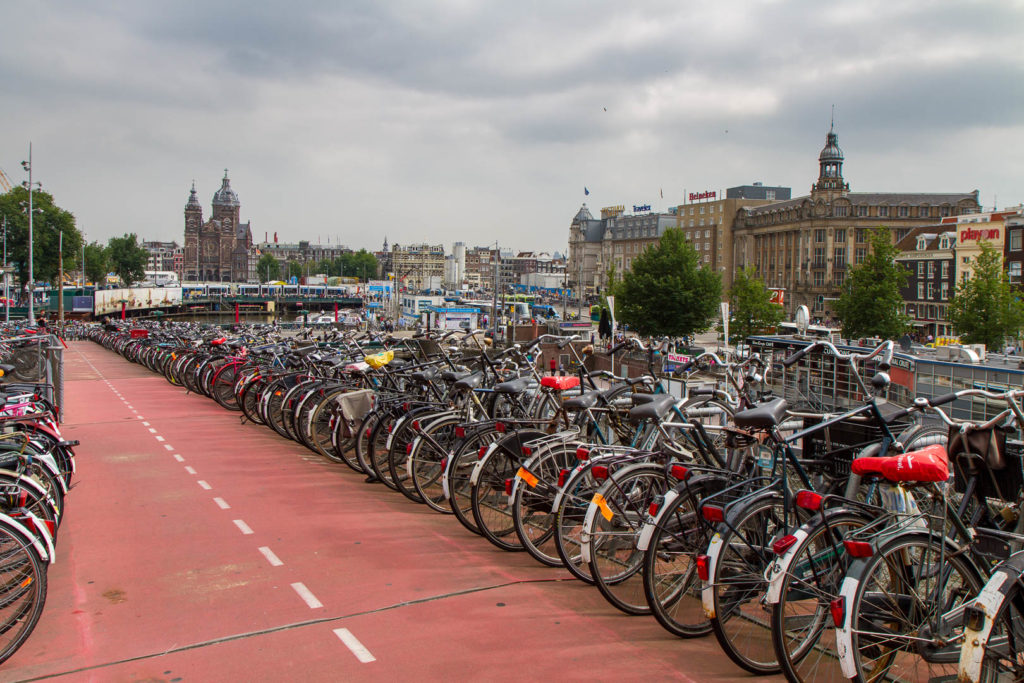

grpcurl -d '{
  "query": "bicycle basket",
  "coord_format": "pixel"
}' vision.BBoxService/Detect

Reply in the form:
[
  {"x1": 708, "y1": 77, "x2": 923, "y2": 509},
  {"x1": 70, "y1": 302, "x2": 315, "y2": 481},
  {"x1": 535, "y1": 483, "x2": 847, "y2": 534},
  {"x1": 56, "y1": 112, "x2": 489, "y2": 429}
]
[{"x1": 948, "y1": 426, "x2": 1022, "y2": 502}]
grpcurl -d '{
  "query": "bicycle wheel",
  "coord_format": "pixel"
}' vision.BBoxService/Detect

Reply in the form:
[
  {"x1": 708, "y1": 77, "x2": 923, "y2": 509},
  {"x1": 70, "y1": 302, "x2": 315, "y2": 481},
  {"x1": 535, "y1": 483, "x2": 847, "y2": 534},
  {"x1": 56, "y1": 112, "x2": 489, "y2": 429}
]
[
  {"x1": 771, "y1": 510, "x2": 870, "y2": 683},
  {"x1": 511, "y1": 442, "x2": 578, "y2": 567},
  {"x1": 642, "y1": 475, "x2": 723, "y2": 638},
  {"x1": 708, "y1": 494, "x2": 790, "y2": 674},
  {"x1": 587, "y1": 462, "x2": 670, "y2": 615},
  {"x1": 470, "y1": 430, "x2": 546, "y2": 551},
  {"x1": 447, "y1": 427, "x2": 500, "y2": 535},
  {"x1": 410, "y1": 415, "x2": 461, "y2": 513},
  {"x1": 843, "y1": 532, "x2": 983, "y2": 683},
  {"x1": 0, "y1": 518, "x2": 48, "y2": 665}
]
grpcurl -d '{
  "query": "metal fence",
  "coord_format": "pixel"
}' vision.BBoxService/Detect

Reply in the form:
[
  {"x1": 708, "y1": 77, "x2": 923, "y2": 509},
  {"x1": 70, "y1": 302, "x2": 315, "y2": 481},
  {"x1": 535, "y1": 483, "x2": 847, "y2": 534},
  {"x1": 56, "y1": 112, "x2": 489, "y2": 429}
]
[{"x1": 0, "y1": 334, "x2": 64, "y2": 422}]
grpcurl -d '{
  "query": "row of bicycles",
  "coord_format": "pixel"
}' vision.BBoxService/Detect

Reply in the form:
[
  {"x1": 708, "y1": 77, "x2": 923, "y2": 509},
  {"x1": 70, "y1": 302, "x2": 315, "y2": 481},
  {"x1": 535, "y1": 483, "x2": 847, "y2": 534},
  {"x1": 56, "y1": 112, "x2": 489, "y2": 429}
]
[
  {"x1": 0, "y1": 331, "x2": 78, "y2": 666},
  {"x1": 90, "y1": 320, "x2": 1024, "y2": 682}
]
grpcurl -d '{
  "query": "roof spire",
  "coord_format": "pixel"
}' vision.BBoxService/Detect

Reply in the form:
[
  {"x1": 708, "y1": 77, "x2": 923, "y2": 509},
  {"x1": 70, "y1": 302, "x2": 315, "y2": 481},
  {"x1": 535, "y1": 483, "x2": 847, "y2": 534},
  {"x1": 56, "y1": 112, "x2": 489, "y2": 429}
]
[{"x1": 830, "y1": 104, "x2": 835, "y2": 132}]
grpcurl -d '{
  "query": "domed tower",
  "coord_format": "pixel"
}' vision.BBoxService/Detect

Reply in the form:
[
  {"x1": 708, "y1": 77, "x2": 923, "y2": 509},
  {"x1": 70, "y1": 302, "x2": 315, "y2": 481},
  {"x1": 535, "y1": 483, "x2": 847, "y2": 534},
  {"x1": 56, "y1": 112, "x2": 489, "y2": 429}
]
[
  {"x1": 211, "y1": 169, "x2": 241, "y2": 231},
  {"x1": 812, "y1": 124, "x2": 848, "y2": 195},
  {"x1": 185, "y1": 181, "x2": 203, "y2": 230}
]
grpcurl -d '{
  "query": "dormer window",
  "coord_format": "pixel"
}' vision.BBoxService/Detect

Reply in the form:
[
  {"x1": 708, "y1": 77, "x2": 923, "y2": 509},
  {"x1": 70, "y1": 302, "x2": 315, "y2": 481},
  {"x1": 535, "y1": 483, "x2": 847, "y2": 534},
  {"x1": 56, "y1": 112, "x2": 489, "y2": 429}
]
[{"x1": 917, "y1": 237, "x2": 928, "y2": 250}]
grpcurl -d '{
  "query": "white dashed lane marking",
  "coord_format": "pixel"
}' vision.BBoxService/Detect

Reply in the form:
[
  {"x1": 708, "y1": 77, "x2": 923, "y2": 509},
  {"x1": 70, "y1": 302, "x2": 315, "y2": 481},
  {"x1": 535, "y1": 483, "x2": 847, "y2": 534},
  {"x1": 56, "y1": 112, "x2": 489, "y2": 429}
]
[
  {"x1": 233, "y1": 519, "x2": 253, "y2": 535},
  {"x1": 259, "y1": 546, "x2": 283, "y2": 566},
  {"x1": 173, "y1": 454, "x2": 185, "y2": 462},
  {"x1": 291, "y1": 582, "x2": 323, "y2": 609},
  {"x1": 213, "y1": 497, "x2": 230, "y2": 509},
  {"x1": 155, "y1": 436, "x2": 165, "y2": 442},
  {"x1": 334, "y1": 628, "x2": 376, "y2": 663},
  {"x1": 197, "y1": 480, "x2": 212, "y2": 490},
  {"x1": 184, "y1": 466, "x2": 197, "y2": 475},
  {"x1": 163, "y1": 444, "x2": 174, "y2": 451}
]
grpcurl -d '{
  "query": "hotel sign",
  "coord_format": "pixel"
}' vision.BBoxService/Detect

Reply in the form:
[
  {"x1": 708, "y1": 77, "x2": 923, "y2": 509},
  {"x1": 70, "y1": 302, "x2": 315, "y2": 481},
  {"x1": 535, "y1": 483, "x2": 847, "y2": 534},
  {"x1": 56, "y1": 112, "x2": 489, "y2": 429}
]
[
  {"x1": 689, "y1": 190, "x2": 716, "y2": 202},
  {"x1": 633, "y1": 204, "x2": 651, "y2": 213}
]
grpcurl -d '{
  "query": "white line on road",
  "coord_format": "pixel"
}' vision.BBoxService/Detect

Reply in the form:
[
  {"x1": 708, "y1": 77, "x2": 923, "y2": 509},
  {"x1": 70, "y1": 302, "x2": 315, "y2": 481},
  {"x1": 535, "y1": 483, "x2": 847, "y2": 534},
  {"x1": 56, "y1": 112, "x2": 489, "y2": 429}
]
[
  {"x1": 233, "y1": 519, "x2": 253, "y2": 535},
  {"x1": 148, "y1": 428, "x2": 157, "y2": 433},
  {"x1": 334, "y1": 628, "x2": 376, "y2": 663},
  {"x1": 185, "y1": 466, "x2": 197, "y2": 475},
  {"x1": 291, "y1": 582, "x2": 322, "y2": 608},
  {"x1": 173, "y1": 454, "x2": 185, "y2": 462},
  {"x1": 213, "y1": 497, "x2": 230, "y2": 509},
  {"x1": 197, "y1": 480, "x2": 212, "y2": 490},
  {"x1": 163, "y1": 444, "x2": 174, "y2": 451},
  {"x1": 142, "y1": 422, "x2": 150, "y2": 426},
  {"x1": 156, "y1": 436, "x2": 165, "y2": 442},
  {"x1": 259, "y1": 546, "x2": 283, "y2": 566}
]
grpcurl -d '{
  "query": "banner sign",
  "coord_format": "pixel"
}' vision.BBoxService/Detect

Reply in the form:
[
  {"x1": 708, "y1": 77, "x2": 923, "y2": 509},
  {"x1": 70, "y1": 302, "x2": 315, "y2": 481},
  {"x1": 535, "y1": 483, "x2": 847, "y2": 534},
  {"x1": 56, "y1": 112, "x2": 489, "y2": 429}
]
[{"x1": 94, "y1": 287, "x2": 183, "y2": 316}]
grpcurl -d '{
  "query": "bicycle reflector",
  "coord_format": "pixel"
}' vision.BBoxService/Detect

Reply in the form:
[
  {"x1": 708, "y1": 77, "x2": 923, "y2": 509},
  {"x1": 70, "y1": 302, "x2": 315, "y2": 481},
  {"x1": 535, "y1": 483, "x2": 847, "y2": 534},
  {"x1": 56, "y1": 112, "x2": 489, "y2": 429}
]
[
  {"x1": 830, "y1": 597, "x2": 845, "y2": 627},
  {"x1": 591, "y1": 465, "x2": 609, "y2": 480},
  {"x1": 772, "y1": 535, "x2": 798, "y2": 556},
  {"x1": 411, "y1": 420, "x2": 421, "y2": 432},
  {"x1": 575, "y1": 447, "x2": 590, "y2": 460},
  {"x1": 558, "y1": 468, "x2": 570, "y2": 487},
  {"x1": 504, "y1": 478, "x2": 513, "y2": 496},
  {"x1": 495, "y1": 422, "x2": 506, "y2": 433},
  {"x1": 649, "y1": 495, "x2": 664, "y2": 517},
  {"x1": 795, "y1": 490, "x2": 824, "y2": 511},
  {"x1": 965, "y1": 604, "x2": 986, "y2": 632},
  {"x1": 702, "y1": 505, "x2": 725, "y2": 523},
  {"x1": 843, "y1": 540, "x2": 874, "y2": 558},
  {"x1": 455, "y1": 426, "x2": 466, "y2": 439},
  {"x1": 405, "y1": 442, "x2": 414, "y2": 455},
  {"x1": 670, "y1": 464, "x2": 690, "y2": 481},
  {"x1": 365, "y1": 428, "x2": 372, "y2": 439},
  {"x1": 521, "y1": 446, "x2": 532, "y2": 457},
  {"x1": 696, "y1": 554, "x2": 710, "y2": 581},
  {"x1": 478, "y1": 446, "x2": 489, "y2": 459}
]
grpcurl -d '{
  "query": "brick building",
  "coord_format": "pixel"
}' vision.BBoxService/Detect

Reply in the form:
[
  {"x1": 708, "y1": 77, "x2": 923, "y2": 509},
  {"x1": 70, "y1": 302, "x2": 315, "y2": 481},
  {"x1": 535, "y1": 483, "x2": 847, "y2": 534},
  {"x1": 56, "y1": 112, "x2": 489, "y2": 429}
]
[{"x1": 183, "y1": 170, "x2": 254, "y2": 282}]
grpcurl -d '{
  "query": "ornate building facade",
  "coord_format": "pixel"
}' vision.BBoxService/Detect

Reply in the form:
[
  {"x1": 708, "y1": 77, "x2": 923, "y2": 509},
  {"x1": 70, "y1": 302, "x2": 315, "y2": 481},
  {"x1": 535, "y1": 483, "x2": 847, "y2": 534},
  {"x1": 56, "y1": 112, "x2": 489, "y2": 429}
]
[
  {"x1": 183, "y1": 170, "x2": 254, "y2": 282},
  {"x1": 733, "y1": 127, "x2": 981, "y2": 318}
]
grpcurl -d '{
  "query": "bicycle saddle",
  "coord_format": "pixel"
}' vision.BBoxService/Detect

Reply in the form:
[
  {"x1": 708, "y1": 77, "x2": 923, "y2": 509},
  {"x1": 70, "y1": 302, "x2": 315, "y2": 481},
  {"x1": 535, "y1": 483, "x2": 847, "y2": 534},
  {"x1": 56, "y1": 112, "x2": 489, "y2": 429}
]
[
  {"x1": 630, "y1": 393, "x2": 658, "y2": 405},
  {"x1": 628, "y1": 394, "x2": 677, "y2": 423},
  {"x1": 493, "y1": 377, "x2": 532, "y2": 394},
  {"x1": 850, "y1": 444, "x2": 949, "y2": 483},
  {"x1": 563, "y1": 390, "x2": 600, "y2": 410},
  {"x1": 441, "y1": 370, "x2": 473, "y2": 383},
  {"x1": 452, "y1": 372, "x2": 483, "y2": 391},
  {"x1": 410, "y1": 367, "x2": 440, "y2": 384},
  {"x1": 732, "y1": 397, "x2": 788, "y2": 430},
  {"x1": 540, "y1": 376, "x2": 580, "y2": 391}
]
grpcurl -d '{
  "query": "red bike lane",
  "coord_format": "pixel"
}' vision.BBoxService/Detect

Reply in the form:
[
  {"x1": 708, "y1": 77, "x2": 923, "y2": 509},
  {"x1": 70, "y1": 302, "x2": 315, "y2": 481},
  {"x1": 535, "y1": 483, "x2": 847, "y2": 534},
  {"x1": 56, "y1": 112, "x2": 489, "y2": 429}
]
[{"x1": 2, "y1": 341, "x2": 775, "y2": 681}]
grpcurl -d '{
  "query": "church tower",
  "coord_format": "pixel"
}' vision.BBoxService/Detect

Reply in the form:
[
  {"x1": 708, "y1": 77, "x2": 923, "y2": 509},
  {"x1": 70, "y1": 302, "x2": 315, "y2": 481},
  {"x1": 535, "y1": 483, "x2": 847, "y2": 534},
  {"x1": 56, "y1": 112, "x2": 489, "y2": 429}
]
[{"x1": 184, "y1": 182, "x2": 202, "y2": 281}]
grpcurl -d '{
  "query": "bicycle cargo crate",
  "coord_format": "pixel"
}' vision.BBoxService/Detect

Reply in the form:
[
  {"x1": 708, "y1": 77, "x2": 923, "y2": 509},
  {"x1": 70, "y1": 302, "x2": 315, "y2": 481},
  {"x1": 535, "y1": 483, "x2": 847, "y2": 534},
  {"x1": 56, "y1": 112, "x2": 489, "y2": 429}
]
[
  {"x1": 949, "y1": 426, "x2": 1023, "y2": 502},
  {"x1": 800, "y1": 415, "x2": 911, "y2": 477}
]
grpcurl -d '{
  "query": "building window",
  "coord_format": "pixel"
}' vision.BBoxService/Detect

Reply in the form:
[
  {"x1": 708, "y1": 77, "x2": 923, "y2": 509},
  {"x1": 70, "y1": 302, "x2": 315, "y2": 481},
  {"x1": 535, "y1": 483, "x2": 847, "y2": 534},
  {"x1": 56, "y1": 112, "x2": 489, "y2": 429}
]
[
  {"x1": 920, "y1": 205, "x2": 929, "y2": 217},
  {"x1": 835, "y1": 229, "x2": 846, "y2": 242},
  {"x1": 705, "y1": 230, "x2": 711, "y2": 238},
  {"x1": 856, "y1": 247, "x2": 867, "y2": 264},
  {"x1": 941, "y1": 261, "x2": 949, "y2": 278},
  {"x1": 835, "y1": 205, "x2": 848, "y2": 217},
  {"x1": 917, "y1": 261, "x2": 924, "y2": 277},
  {"x1": 1012, "y1": 230, "x2": 1022, "y2": 251},
  {"x1": 857, "y1": 205, "x2": 868, "y2": 217},
  {"x1": 700, "y1": 206, "x2": 705, "y2": 214},
  {"x1": 917, "y1": 282, "x2": 924, "y2": 299},
  {"x1": 834, "y1": 270, "x2": 845, "y2": 286},
  {"x1": 898, "y1": 206, "x2": 909, "y2": 217},
  {"x1": 941, "y1": 281, "x2": 950, "y2": 300},
  {"x1": 940, "y1": 206, "x2": 951, "y2": 217},
  {"x1": 1010, "y1": 261, "x2": 1022, "y2": 280},
  {"x1": 689, "y1": 208, "x2": 695, "y2": 216},
  {"x1": 814, "y1": 271, "x2": 825, "y2": 287},
  {"x1": 689, "y1": 220, "x2": 694, "y2": 227},
  {"x1": 855, "y1": 228, "x2": 868, "y2": 243},
  {"x1": 928, "y1": 261, "x2": 935, "y2": 278},
  {"x1": 879, "y1": 206, "x2": 889, "y2": 217},
  {"x1": 815, "y1": 229, "x2": 826, "y2": 243},
  {"x1": 705, "y1": 242, "x2": 710, "y2": 251},
  {"x1": 834, "y1": 247, "x2": 846, "y2": 266},
  {"x1": 927, "y1": 282, "x2": 935, "y2": 299},
  {"x1": 766, "y1": 190, "x2": 775, "y2": 200}
]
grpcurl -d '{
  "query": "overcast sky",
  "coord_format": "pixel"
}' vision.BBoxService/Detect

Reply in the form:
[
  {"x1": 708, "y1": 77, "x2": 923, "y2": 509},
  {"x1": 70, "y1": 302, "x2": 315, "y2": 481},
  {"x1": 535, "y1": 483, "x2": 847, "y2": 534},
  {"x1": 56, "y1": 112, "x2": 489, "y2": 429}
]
[{"x1": 1, "y1": 1, "x2": 1022, "y2": 254}]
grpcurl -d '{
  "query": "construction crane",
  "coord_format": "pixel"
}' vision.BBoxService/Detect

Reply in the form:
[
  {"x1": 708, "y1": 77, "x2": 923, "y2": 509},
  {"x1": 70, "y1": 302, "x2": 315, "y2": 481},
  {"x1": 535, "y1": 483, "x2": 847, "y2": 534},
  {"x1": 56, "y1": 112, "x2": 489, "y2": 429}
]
[{"x1": 0, "y1": 168, "x2": 13, "y2": 192}]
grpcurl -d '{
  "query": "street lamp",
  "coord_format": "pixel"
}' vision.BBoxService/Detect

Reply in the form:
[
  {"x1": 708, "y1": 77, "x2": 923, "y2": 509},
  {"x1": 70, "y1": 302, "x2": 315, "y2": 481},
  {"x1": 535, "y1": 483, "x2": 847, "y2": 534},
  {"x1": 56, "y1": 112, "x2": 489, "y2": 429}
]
[
  {"x1": 41, "y1": 224, "x2": 65, "y2": 324},
  {"x1": 21, "y1": 143, "x2": 41, "y2": 322},
  {"x1": 1, "y1": 215, "x2": 9, "y2": 323}
]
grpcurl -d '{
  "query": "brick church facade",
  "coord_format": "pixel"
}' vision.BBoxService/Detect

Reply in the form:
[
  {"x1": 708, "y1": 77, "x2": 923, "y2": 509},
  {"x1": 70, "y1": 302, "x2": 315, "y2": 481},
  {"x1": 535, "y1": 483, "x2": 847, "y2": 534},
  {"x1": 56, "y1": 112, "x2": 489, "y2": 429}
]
[{"x1": 183, "y1": 170, "x2": 253, "y2": 282}]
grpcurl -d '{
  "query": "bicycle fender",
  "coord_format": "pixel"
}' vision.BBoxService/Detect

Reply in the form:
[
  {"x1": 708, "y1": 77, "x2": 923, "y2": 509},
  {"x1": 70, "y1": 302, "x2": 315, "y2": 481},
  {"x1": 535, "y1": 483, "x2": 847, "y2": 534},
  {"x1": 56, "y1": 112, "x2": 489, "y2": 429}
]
[
  {"x1": 835, "y1": 574, "x2": 861, "y2": 679},
  {"x1": 405, "y1": 436, "x2": 422, "y2": 478},
  {"x1": 0, "y1": 512, "x2": 51, "y2": 564},
  {"x1": 959, "y1": 550, "x2": 1024, "y2": 682},
  {"x1": 550, "y1": 463, "x2": 587, "y2": 514},
  {"x1": 701, "y1": 529, "x2": 725, "y2": 618},
  {"x1": 636, "y1": 489, "x2": 679, "y2": 552},
  {"x1": 579, "y1": 495, "x2": 600, "y2": 565},
  {"x1": 469, "y1": 442, "x2": 499, "y2": 486}
]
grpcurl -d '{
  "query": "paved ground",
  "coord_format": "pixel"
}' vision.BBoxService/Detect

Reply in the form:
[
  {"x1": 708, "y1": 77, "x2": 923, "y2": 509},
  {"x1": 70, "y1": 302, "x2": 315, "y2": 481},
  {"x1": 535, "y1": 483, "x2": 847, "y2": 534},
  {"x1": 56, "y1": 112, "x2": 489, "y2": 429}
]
[{"x1": 1, "y1": 341, "x2": 776, "y2": 682}]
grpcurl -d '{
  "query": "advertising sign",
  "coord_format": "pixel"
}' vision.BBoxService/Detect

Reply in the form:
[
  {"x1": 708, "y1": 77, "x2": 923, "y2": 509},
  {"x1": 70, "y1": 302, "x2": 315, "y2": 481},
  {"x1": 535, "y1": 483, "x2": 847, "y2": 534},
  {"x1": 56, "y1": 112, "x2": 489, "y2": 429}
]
[
  {"x1": 689, "y1": 190, "x2": 717, "y2": 202},
  {"x1": 94, "y1": 287, "x2": 183, "y2": 316},
  {"x1": 768, "y1": 288, "x2": 785, "y2": 305},
  {"x1": 663, "y1": 353, "x2": 692, "y2": 373}
]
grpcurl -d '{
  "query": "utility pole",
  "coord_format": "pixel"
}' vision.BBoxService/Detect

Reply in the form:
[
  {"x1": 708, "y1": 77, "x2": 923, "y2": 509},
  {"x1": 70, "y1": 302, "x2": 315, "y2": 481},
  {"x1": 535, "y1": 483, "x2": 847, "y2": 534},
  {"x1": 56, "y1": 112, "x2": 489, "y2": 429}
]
[
  {"x1": 57, "y1": 229, "x2": 64, "y2": 324},
  {"x1": 2, "y1": 215, "x2": 8, "y2": 323},
  {"x1": 491, "y1": 243, "x2": 499, "y2": 335},
  {"x1": 21, "y1": 143, "x2": 36, "y2": 322}
]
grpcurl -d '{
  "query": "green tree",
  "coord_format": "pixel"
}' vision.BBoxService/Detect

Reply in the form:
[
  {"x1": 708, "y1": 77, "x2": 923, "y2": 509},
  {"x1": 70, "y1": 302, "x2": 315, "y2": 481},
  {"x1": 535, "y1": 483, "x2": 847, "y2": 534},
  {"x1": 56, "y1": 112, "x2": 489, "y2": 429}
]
[
  {"x1": 337, "y1": 249, "x2": 377, "y2": 280},
  {"x1": 729, "y1": 266, "x2": 784, "y2": 344},
  {"x1": 948, "y1": 241, "x2": 1024, "y2": 349},
  {"x1": 617, "y1": 228, "x2": 722, "y2": 337},
  {"x1": 833, "y1": 226, "x2": 910, "y2": 339},
  {"x1": 287, "y1": 261, "x2": 303, "y2": 279},
  {"x1": 256, "y1": 253, "x2": 280, "y2": 283},
  {"x1": 0, "y1": 185, "x2": 82, "y2": 289},
  {"x1": 83, "y1": 241, "x2": 109, "y2": 285},
  {"x1": 106, "y1": 233, "x2": 148, "y2": 288}
]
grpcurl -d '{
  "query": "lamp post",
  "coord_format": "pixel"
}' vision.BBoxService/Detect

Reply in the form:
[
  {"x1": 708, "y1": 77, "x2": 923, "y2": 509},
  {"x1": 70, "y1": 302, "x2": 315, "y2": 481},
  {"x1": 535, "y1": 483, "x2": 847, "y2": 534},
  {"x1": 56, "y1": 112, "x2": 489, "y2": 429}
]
[
  {"x1": 2, "y1": 215, "x2": 8, "y2": 323},
  {"x1": 20, "y1": 143, "x2": 39, "y2": 322}
]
